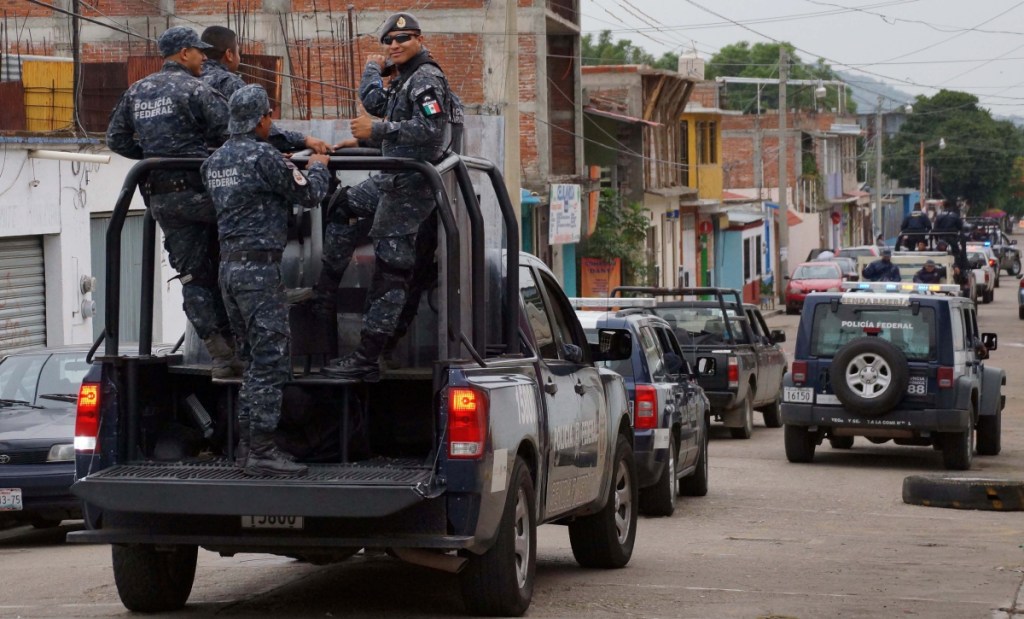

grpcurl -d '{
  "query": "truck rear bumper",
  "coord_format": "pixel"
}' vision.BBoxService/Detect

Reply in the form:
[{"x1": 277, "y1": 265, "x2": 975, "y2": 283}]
[
  {"x1": 781, "y1": 404, "x2": 970, "y2": 432},
  {"x1": 704, "y1": 391, "x2": 737, "y2": 412},
  {"x1": 67, "y1": 528, "x2": 474, "y2": 551},
  {"x1": 72, "y1": 458, "x2": 437, "y2": 519}
]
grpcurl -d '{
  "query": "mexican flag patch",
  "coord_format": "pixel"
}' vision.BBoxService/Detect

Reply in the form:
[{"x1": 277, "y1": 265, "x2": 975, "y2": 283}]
[{"x1": 422, "y1": 99, "x2": 442, "y2": 116}]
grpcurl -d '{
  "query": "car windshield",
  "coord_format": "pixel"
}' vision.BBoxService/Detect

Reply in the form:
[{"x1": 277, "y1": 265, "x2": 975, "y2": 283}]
[
  {"x1": 810, "y1": 305, "x2": 936, "y2": 361},
  {"x1": 648, "y1": 307, "x2": 750, "y2": 345},
  {"x1": 584, "y1": 329, "x2": 634, "y2": 378},
  {"x1": 0, "y1": 352, "x2": 89, "y2": 408},
  {"x1": 793, "y1": 265, "x2": 839, "y2": 279}
]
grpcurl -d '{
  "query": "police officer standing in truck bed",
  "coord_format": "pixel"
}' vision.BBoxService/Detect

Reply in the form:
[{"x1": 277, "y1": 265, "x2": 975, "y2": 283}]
[
  {"x1": 313, "y1": 12, "x2": 453, "y2": 381},
  {"x1": 201, "y1": 85, "x2": 331, "y2": 477},
  {"x1": 106, "y1": 27, "x2": 240, "y2": 378}
]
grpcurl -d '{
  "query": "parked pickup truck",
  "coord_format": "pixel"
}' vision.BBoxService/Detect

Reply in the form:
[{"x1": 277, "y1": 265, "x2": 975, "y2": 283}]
[
  {"x1": 69, "y1": 153, "x2": 639, "y2": 617},
  {"x1": 612, "y1": 287, "x2": 788, "y2": 438}
]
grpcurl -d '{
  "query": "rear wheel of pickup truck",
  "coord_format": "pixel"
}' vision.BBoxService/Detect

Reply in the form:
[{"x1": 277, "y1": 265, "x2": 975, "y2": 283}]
[
  {"x1": 640, "y1": 436, "x2": 677, "y2": 517},
  {"x1": 112, "y1": 544, "x2": 197, "y2": 612},
  {"x1": 729, "y1": 395, "x2": 754, "y2": 439},
  {"x1": 760, "y1": 392, "x2": 782, "y2": 428},
  {"x1": 460, "y1": 456, "x2": 536, "y2": 617},
  {"x1": 569, "y1": 435, "x2": 637, "y2": 569},
  {"x1": 784, "y1": 425, "x2": 816, "y2": 463}
]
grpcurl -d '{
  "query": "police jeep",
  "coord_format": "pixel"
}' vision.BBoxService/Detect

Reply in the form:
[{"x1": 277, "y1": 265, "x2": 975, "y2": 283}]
[{"x1": 780, "y1": 282, "x2": 1004, "y2": 470}]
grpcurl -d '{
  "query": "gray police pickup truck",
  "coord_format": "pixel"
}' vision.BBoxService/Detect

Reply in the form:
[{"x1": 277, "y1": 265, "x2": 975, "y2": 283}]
[
  {"x1": 69, "y1": 154, "x2": 638, "y2": 616},
  {"x1": 781, "y1": 282, "x2": 1004, "y2": 470},
  {"x1": 614, "y1": 287, "x2": 788, "y2": 438}
]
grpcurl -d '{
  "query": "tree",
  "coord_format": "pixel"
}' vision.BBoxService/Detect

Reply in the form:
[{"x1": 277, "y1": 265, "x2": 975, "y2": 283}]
[
  {"x1": 580, "y1": 189, "x2": 650, "y2": 284},
  {"x1": 705, "y1": 41, "x2": 855, "y2": 113},
  {"x1": 883, "y1": 90, "x2": 1024, "y2": 210},
  {"x1": 581, "y1": 31, "x2": 678, "y2": 71}
]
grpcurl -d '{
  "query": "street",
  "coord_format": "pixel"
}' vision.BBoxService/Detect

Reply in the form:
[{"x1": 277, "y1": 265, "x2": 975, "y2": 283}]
[{"x1": 1, "y1": 267, "x2": 1023, "y2": 618}]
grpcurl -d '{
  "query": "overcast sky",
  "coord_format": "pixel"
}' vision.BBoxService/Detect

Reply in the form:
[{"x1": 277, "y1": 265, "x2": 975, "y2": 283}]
[{"x1": 580, "y1": 0, "x2": 1024, "y2": 118}]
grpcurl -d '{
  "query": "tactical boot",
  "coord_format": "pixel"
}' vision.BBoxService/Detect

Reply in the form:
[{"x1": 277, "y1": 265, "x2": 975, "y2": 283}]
[
  {"x1": 204, "y1": 332, "x2": 244, "y2": 379},
  {"x1": 243, "y1": 432, "x2": 308, "y2": 477},
  {"x1": 321, "y1": 351, "x2": 381, "y2": 381},
  {"x1": 234, "y1": 417, "x2": 250, "y2": 467}
]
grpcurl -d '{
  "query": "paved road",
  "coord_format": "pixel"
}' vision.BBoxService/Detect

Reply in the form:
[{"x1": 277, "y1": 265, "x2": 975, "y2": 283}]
[{"x1": 2, "y1": 254, "x2": 1023, "y2": 618}]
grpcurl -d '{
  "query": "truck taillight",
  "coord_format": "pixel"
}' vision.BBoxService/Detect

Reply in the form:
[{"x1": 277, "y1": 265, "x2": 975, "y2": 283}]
[
  {"x1": 727, "y1": 356, "x2": 739, "y2": 389},
  {"x1": 937, "y1": 367, "x2": 954, "y2": 389},
  {"x1": 448, "y1": 387, "x2": 488, "y2": 459},
  {"x1": 792, "y1": 361, "x2": 808, "y2": 385},
  {"x1": 633, "y1": 385, "x2": 658, "y2": 429},
  {"x1": 989, "y1": 258, "x2": 997, "y2": 268},
  {"x1": 75, "y1": 383, "x2": 100, "y2": 453}
]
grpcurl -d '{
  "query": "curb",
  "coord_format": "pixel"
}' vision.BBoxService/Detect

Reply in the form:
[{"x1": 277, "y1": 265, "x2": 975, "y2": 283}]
[{"x1": 902, "y1": 475, "x2": 1024, "y2": 511}]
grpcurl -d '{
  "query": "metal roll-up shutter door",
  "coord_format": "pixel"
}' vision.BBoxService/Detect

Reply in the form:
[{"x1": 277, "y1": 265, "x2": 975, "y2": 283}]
[{"x1": 0, "y1": 237, "x2": 46, "y2": 353}]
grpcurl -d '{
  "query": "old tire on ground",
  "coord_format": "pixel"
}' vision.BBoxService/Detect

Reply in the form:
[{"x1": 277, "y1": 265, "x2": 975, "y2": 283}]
[
  {"x1": 940, "y1": 414, "x2": 974, "y2": 471},
  {"x1": 830, "y1": 338, "x2": 909, "y2": 416},
  {"x1": 903, "y1": 475, "x2": 1024, "y2": 511},
  {"x1": 829, "y1": 436, "x2": 854, "y2": 449},
  {"x1": 976, "y1": 410, "x2": 1001, "y2": 456},
  {"x1": 679, "y1": 426, "x2": 709, "y2": 497},
  {"x1": 640, "y1": 435, "x2": 677, "y2": 517},
  {"x1": 784, "y1": 424, "x2": 816, "y2": 463},
  {"x1": 760, "y1": 392, "x2": 782, "y2": 428},
  {"x1": 569, "y1": 435, "x2": 637, "y2": 569},
  {"x1": 112, "y1": 544, "x2": 197, "y2": 613},
  {"x1": 461, "y1": 456, "x2": 536, "y2": 616},
  {"x1": 729, "y1": 394, "x2": 754, "y2": 439}
]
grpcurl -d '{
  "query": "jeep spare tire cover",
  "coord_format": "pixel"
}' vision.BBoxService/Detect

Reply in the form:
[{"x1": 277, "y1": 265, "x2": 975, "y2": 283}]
[{"x1": 829, "y1": 337, "x2": 909, "y2": 415}]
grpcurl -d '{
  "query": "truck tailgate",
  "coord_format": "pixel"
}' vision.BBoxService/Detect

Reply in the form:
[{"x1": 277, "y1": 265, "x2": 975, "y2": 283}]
[{"x1": 72, "y1": 458, "x2": 437, "y2": 519}]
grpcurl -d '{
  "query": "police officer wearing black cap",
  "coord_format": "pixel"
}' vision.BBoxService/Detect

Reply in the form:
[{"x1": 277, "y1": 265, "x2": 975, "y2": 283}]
[
  {"x1": 107, "y1": 26, "x2": 241, "y2": 378},
  {"x1": 899, "y1": 201, "x2": 931, "y2": 251},
  {"x1": 862, "y1": 248, "x2": 902, "y2": 282},
  {"x1": 913, "y1": 259, "x2": 946, "y2": 284},
  {"x1": 315, "y1": 11, "x2": 454, "y2": 380}
]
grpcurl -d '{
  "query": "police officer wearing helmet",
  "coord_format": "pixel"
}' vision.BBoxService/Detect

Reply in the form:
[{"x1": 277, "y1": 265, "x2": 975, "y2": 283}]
[
  {"x1": 900, "y1": 201, "x2": 931, "y2": 251},
  {"x1": 201, "y1": 85, "x2": 331, "y2": 476},
  {"x1": 107, "y1": 27, "x2": 241, "y2": 378},
  {"x1": 199, "y1": 26, "x2": 332, "y2": 155},
  {"x1": 315, "y1": 12, "x2": 453, "y2": 380},
  {"x1": 862, "y1": 248, "x2": 902, "y2": 282},
  {"x1": 913, "y1": 259, "x2": 946, "y2": 284}
]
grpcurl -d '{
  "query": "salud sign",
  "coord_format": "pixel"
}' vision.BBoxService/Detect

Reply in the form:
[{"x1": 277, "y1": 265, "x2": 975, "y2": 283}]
[{"x1": 549, "y1": 184, "x2": 581, "y2": 245}]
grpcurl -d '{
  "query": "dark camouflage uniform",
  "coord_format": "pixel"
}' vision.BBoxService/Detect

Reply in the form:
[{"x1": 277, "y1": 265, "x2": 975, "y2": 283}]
[
  {"x1": 200, "y1": 59, "x2": 310, "y2": 153},
  {"x1": 322, "y1": 49, "x2": 450, "y2": 345},
  {"x1": 202, "y1": 134, "x2": 330, "y2": 433},
  {"x1": 862, "y1": 258, "x2": 902, "y2": 282},
  {"x1": 107, "y1": 61, "x2": 231, "y2": 340}
]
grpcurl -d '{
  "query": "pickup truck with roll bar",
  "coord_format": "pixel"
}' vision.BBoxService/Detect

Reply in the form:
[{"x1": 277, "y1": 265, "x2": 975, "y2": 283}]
[
  {"x1": 609, "y1": 286, "x2": 788, "y2": 438},
  {"x1": 68, "y1": 151, "x2": 640, "y2": 617}
]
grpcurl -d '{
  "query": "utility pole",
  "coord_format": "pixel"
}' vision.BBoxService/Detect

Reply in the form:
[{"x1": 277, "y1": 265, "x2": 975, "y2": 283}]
[
  {"x1": 71, "y1": 0, "x2": 81, "y2": 131},
  {"x1": 919, "y1": 141, "x2": 925, "y2": 208},
  {"x1": 874, "y1": 96, "x2": 883, "y2": 243},
  {"x1": 777, "y1": 48, "x2": 789, "y2": 295}
]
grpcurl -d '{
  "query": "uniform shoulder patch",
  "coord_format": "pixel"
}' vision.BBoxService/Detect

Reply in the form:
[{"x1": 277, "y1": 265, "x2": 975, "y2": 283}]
[
  {"x1": 293, "y1": 168, "x2": 308, "y2": 186},
  {"x1": 415, "y1": 86, "x2": 444, "y2": 117}
]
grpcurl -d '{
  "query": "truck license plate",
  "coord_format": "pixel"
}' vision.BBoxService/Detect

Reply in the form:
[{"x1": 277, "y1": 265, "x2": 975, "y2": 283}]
[
  {"x1": 783, "y1": 387, "x2": 814, "y2": 403},
  {"x1": 0, "y1": 488, "x2": 23, "y2": 511},
  {"x1": 241, "y1": 515, "x2": 303, "y2": 529}
]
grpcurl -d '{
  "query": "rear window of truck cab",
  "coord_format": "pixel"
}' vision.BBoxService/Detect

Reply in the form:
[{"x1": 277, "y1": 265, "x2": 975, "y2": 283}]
[{"x1": 809, "y1": 303, "x2": 936, "y2": 361}]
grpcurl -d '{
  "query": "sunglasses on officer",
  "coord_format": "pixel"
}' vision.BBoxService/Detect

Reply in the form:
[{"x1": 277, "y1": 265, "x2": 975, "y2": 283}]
[{"x1": 382, "y1": 33, "x2": 417, "y2": 45}]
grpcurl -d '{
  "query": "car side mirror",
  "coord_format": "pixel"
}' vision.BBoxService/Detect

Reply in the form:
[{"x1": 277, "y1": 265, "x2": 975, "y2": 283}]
[
  {"x1": 783, "y1": 275, "x2": 791, "y2": 280},
  {"x1": 561, "y1": 343, "x2": 584, "y2": 364},
  {"x1": 1011, "y1": 239, "x2": 1018, "y2": 245},
  {"x1": 590, "y1": 328, "x2": 632, "y2": 362},
  {"x1": 664, "y1": 352, "x2": 683, "y2": 375},
  {"x1": 981, "y1": 332, "x2": 998, "y2": 351},
  {"x1": 696, "y1": 357, "x2": 716, "y2": 376},
  {"x1": 770, "y1": 329, "x2": 787, "y2": 343}
]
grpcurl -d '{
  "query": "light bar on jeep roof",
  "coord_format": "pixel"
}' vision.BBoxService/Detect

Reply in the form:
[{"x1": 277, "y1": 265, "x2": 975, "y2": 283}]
[
  {"x1": 840, "y1": 282, "x2": 961, "y2": 294},
  {"x1": 568, "y1": 297, "x2": 657, "y2": 309}
]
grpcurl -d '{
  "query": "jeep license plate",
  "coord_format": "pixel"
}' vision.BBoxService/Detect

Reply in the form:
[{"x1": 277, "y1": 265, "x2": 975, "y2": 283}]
[
  {"x1": 241, "y1": 515, "x2": 303, "y2": 529},
  {"x1": 0, "y1": 488, "x2": 23, "y2": 511},
  {"x1": 783, "y1": 387, "x2": 814, "y2": 403}
]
